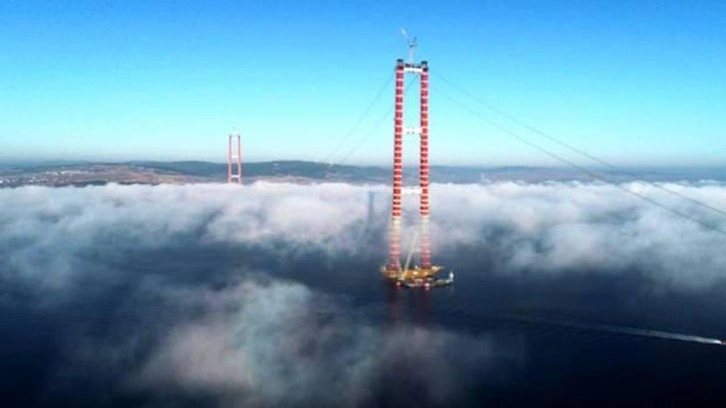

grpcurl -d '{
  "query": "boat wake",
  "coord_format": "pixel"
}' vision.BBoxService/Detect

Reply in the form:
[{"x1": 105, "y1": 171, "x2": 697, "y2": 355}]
[{"x1": 509, "y1": 314, "x2": 724, "y2": 346}]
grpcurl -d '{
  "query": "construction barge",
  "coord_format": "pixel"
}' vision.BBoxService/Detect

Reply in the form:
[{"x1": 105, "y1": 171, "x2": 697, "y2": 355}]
[{"x1": 381, "y1": 265, "x2": 455, "y2": 289}]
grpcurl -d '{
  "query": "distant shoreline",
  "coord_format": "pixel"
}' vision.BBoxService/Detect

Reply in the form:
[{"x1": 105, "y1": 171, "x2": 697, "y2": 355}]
[{"x1": 1, "y1": 160, "x2": 725, "y2": 188}]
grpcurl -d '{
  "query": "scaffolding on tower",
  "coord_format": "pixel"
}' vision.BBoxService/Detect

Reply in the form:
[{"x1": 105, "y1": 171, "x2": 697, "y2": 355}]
[{"x1": 380, "y1": 35, "x2": 453, "y2": 289}]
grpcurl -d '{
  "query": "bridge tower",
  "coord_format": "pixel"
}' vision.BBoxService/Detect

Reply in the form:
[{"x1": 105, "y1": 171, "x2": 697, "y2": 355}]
[
  {"x1": 227, "y1": 132, "x2": 242, "y2": 184},
  {"x1": 381, "y1": 50, "x2": 448, "y2": 288}
]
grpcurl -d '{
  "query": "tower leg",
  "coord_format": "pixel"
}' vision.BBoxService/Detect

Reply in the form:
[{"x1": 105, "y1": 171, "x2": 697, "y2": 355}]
[
  {"x1": 227, "y1": 134, "x2": 233, "y2": 183},
  {"x1": 236, "y1": 133, "x2": 242, "y2": 184},
  {"x1": 420, "y1": 62, "x2": 431, "y2": 269},
  {"x1": 388, "y1": 59, "x2": 405, "y2": 270}
]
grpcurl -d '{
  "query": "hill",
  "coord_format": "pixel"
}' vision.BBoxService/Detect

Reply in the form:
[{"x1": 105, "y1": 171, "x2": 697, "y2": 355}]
[{"x1": 1, "y1": 160, "x2": 724, "y2": 188}]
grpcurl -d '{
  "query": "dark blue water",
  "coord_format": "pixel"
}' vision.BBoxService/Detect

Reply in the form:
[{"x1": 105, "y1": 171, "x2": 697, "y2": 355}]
[{"x1": 2, "y1": 239, "x2": 726, "y2": 407}]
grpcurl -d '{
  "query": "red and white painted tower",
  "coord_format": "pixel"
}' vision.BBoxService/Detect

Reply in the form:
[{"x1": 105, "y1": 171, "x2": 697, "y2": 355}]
[
  {"x1": 227, "y1": 132, "x2": 242, "y2": 184},
  {"x1": 387, "y1": 58, "x2": 405, "y2": 271},
  {"x1": 419, "y1": 61, "x2": 431, "y2": 269},
  {"x1": 382, "y1": 45, "x2": 446, "y2": 286}
]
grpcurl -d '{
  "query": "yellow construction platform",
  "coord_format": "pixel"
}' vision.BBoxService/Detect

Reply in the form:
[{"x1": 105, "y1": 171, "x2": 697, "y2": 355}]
[
  {"x1": 381, "y1": 265, "x2": 453, "y2": 289},
  {"x1": 380, "y1": 265, "x2": 443, "y2": 281}
]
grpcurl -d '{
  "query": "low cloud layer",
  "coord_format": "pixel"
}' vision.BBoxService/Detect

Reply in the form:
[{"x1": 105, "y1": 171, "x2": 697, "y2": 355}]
[
  {"x1": 1, "y1": 181, "x2": 725, "y2": 405},
  {"x1": 2, "y1": 181, "x2": 725, "y2": 293},
  {"x1": 118, "y1": 278, "x2": 521, "y2": 407},
  {"x1": 431, "y1": 182, "x2": 726, "y2": 287}
]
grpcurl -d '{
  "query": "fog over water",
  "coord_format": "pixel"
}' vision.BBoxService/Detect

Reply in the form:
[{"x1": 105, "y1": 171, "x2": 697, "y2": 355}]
[{"x1": 1, "y1": 182, "x2": 726, "y2": 406}]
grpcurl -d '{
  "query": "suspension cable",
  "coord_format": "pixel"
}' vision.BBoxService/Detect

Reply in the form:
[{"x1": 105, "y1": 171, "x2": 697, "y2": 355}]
[
  {"x1": 431, "y1": 70, "x2": 726, "y2": 219},
  {"x1": 430, "y1": 83, "x2": 726, "y2": 237},
  {"x1": 333, "y1": 77, "x2": 419, "y2": 167},
  {"x1": 320, "y1": 74, "x2": 394, "y2": 165}
]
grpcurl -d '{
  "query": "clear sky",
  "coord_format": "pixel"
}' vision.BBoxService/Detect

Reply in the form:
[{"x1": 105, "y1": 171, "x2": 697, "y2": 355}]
[{"x1": 1, "y1": 0, "x2": 724, "y2": 166}]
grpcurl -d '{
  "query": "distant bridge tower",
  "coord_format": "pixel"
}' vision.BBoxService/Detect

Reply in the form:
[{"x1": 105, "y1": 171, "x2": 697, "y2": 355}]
[
  {"x1": 381, "y1": 44, "x2": 448, "y2": 288},
  {"x1": 227, "y1": 132, "x2": 242, "y2": 184}
]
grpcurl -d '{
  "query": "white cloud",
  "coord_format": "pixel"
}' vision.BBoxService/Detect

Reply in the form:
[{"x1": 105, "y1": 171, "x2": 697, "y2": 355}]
[
  {"x1": 1, "y1": 181, "x2": 725, "y2": 295},
  {"x1": 3, "y1": 181, "x2": 724, "y2": 405},
  {"x1": 125, "y1": 278, "x2": 521, "y2": 406}
]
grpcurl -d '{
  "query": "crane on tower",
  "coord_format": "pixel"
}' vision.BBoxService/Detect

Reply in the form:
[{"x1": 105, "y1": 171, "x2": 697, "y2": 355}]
[{"x1": 400, "y1": 28, "x2": 417, "y2": 64}]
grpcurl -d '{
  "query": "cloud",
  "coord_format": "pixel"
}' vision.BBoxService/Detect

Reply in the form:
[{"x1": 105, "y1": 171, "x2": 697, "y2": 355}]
[
  {"x1": 428, "y1": 182, "x2": 726, "y2": 287},
  {"x1": 1, "y1": 181, "x2": 725, "y2": 405},
  {"x1": 123, "y1": 278, "x2": 522, "y2": 407},
  {"x1": 1, "y1": 181, "x2": 724, "y2": 296},
  {"x1": 0, "y1": 183, "x2": 381, "y2": 295},
  {"x1": 37, "y1": 273, "x2": 521, "y2": 406}
]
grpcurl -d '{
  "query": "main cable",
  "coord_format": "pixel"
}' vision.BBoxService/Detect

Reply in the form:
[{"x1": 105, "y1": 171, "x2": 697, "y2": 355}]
[
  {"x1": 431, "y1": 70, "x2": 726, "y2": 219},
  {"x1": 333, "y1": 76, "x2": 419, "y2": 167},
  {"x1": 320, "y1": 74, "x2": 394, "y2": 165},
  {"x1": 430, "y1": 84, "x2": 726, "y2": 237}
]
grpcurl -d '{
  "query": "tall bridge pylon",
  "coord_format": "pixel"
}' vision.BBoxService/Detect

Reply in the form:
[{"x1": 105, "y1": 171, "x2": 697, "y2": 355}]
[
  {"x1": 227, "y1": 132, "x2": 242, "y2": 184},
  {"x1": 381, "y1": 57, "x2": 451, "y2": 289}
]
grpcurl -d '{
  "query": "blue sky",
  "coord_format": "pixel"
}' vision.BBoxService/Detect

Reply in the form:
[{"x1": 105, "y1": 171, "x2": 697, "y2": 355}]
[{"x1": 1, "y1": 0, "x2": 724, "y2": 166}]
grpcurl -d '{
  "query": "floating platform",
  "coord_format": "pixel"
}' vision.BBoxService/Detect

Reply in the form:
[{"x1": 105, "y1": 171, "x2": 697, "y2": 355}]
[{"x1": 380, "y1": 265, "x2": 454, "y2": 289}]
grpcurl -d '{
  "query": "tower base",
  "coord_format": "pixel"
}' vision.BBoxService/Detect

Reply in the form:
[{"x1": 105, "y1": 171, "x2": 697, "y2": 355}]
[{"x1": 380, "y1": 265, "x2": 454, "y2": 289}]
